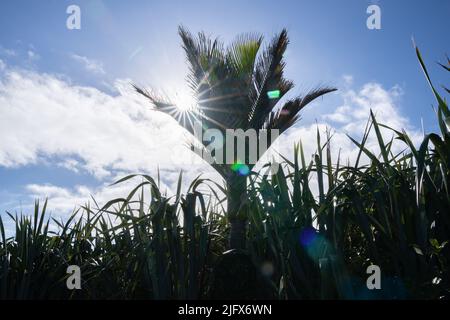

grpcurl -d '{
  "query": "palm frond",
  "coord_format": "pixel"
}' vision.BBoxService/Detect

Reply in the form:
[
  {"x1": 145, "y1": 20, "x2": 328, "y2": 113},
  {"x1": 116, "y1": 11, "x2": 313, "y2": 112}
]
[
  {"x1": 133, "y1": 83, "x2": 200, "y2": 135},
  {"x1": 226, "y1": 33, "x2": 262, "y2": 78},
  {"x1": 249, "y1": 29, "x2": 294, "y2": 127},
  {"x1": 265, "y1": 87, "x2": 337, "y2": 133}
]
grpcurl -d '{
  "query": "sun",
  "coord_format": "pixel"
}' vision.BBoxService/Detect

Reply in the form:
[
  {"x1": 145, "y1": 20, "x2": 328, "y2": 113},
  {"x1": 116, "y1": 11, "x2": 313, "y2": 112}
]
[{"x1": 173, "y1": 90, "x2": 198, "y2": 112}]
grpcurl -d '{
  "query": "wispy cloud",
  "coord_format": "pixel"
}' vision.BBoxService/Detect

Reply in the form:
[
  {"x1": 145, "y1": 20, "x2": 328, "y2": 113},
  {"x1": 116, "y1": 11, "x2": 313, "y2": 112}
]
[
  {"x1": 70, "y1": 54, "x2": 105, "y2": 75},
  {"x1": 0, "y1": 46, "x2": 16, "y2": 57},
  {"x1": 27, "y1": 50, "x2": 40, "y2": 61},
  {"x1": 342, "y1": 74, "x2": 353, "y2": 86}
]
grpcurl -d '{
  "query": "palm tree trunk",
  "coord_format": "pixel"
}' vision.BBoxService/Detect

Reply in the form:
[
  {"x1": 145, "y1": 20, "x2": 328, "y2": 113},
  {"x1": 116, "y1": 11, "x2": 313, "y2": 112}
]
[
  {"x1": 213, "y1": 174, "x2": 271, "y2": 299},
  {"x1": 227, "y1": 175, "x2": 247, "y2": 250},
  {"x1": 229, "y1": 218, "x2": 246, "y2": 249}
]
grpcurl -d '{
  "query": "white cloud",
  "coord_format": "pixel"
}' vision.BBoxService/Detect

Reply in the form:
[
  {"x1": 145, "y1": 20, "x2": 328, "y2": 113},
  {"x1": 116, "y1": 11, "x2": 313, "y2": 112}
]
[
  {"x1": 323, "y1": 83, "x2": 410, "y2": 130},
  {"x1": 0, "y1": 66, "x2": 213, "y2": 179},
  {"x1": 21, "y1": 167, "x2": 219, "y2": 220},
  {"x1": 0, "y1": 67, "x2": 423, "y2": 220},
  {"x1": 70, "y1": 54, "x2": 105, "y2": 75},
  {"x1": 262, "y1": 80, "x2": 422, "y2": 175},
  {"x1": 322, "y1": 105, "x2": 351, "y2": 123},
  {"x1": 57, "y1": 158, "x2": 80, "y2": 173},
  {"x1": 0, "y1": 59, "x2": 5, "y2": 71},
  {"x1": 25, "y1": 182, "x2": 126, "y2": 213}
]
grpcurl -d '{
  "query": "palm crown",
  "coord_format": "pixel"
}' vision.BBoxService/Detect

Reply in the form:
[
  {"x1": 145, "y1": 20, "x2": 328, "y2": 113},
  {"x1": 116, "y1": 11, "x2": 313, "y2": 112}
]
[{"x1": 135, "y1": 27, "x2": 336, "y2": 177}]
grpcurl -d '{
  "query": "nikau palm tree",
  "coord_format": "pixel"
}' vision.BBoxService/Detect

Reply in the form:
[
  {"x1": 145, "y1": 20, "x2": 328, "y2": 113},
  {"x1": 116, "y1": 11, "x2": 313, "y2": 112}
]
[{"x1": 134, "y1": 26, "x2": 336, "y2": 251}]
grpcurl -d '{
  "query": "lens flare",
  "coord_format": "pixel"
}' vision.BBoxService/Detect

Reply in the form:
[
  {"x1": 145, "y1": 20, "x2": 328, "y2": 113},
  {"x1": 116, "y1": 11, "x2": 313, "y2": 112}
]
[
  {"x1": 231, "y1": 162, "x2": 250, "y2": 176},
  {"x1": 267, "y1": 90, "x2": 280, "y2": 99},
  {"x1": 261, "y1": 261, "x2": 274, "y2": 277},
  {"x1": 298, "y1": 226, "x2": 331, "y2": 262},
  {"x1": 299, "y1": 227, "x2": 317, "y2": 247}
]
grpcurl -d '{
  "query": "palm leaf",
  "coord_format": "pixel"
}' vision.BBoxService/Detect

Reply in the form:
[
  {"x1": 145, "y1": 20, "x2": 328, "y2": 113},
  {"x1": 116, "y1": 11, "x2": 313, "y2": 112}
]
[{"x1": 266, "y1": 87, "x2": 337, "y2": 133}]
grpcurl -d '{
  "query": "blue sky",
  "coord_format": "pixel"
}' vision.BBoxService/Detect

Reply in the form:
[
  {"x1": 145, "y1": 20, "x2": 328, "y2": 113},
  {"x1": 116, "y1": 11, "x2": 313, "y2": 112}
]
[{"x1": 0, "y1": 0, "x2": 449, "y2": 230}]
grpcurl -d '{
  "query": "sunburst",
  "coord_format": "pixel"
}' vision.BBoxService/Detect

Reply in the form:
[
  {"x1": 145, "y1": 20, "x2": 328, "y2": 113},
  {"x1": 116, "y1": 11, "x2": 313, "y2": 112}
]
[{"x1": 173, "y1": 91, "x2": 198, "y2": 112}]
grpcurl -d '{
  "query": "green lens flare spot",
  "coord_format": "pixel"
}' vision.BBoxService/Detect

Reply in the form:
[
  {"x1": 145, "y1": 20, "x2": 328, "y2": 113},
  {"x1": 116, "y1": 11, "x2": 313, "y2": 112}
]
[
  {"x1": 267, "y1": 90, "x2": 280, "y2": 99},
  {"x1": 231, "y1": 162, "x2": 250, "y2": 176}
]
